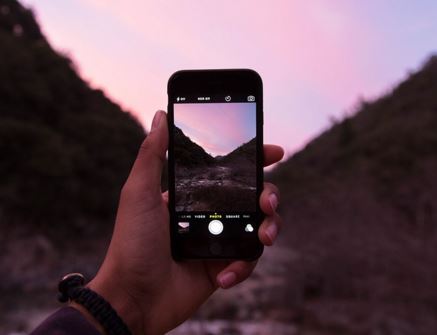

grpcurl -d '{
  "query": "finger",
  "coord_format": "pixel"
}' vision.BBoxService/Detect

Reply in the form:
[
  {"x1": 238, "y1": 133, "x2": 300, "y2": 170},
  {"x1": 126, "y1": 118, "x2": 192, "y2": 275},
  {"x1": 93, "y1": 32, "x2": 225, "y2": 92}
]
[
  {"x1": 162, "y1": 191, "x2": 168, "y2": 205},
  {"x1": 122, "y1": 111, "x2": 168, "y2": 205},
  {"x1": 216, "y1": 260, "x2": 258, "y2": 289},
  {"x1": 264, "y1": 144, "x2": 284, "y2": 167},
  {"x1": 258, "y1": 213, "x2": 283, "y2": 246},
  {"x1": 259, "y1": 182, "x2": 280, "y2": 216}
]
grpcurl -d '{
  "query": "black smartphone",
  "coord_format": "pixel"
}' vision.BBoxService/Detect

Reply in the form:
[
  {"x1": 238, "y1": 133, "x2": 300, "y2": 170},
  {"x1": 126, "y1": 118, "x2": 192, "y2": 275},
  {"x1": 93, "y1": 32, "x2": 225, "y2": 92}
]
[{"x1": 167, "y1": 69, "x2": 263, "y2": 260}]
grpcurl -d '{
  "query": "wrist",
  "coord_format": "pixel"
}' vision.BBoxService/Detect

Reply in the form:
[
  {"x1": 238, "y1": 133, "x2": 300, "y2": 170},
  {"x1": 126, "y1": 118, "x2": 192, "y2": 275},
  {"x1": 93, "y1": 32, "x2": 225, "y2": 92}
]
[{"x1": 87, "y1": 271, "x2": 145, "y2": 335}]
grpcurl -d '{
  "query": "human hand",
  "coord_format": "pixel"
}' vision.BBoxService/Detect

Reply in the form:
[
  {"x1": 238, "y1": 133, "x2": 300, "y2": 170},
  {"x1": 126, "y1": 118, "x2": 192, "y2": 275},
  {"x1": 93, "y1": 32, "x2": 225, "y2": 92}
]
[{"x1": 84, "y1": 111, "x2": 284, "y2": 335}]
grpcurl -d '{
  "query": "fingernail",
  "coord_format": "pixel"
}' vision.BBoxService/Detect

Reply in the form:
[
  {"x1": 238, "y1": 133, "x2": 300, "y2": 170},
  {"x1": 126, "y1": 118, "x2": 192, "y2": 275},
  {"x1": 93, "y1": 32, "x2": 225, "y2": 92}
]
[
  {"x1": 266, "y1": 223, "x2": 277, "y2": 244},
  {"x1": 218, "y1": 272, "x2": 236, "y2": 289},
  {"x1": 151, "y1": 110, "x2": 163, "y2": 132},
  {"x1": 269, "y1": 193, "x2": 278, "y2": 212}
]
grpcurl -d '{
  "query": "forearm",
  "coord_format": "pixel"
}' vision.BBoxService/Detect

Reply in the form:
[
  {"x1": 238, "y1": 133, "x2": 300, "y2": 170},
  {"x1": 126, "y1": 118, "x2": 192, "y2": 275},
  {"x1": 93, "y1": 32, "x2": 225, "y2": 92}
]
[{"x1": 30, "y1": 307, "x2": 102, "y2": 335}]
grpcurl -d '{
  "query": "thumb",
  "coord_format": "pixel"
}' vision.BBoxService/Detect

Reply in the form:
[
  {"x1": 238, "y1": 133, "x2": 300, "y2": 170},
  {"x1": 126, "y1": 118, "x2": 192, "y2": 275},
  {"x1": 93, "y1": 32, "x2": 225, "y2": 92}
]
[{"x1": 123, "y1": 111, "x2": 168, "y2": 204}]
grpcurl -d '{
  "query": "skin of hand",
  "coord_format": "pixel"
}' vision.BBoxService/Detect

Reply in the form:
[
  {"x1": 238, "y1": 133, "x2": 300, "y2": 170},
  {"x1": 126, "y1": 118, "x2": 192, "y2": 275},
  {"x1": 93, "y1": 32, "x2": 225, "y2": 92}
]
[{"x1": 78, "y1": 110, "x2": 284, "y2": 335}]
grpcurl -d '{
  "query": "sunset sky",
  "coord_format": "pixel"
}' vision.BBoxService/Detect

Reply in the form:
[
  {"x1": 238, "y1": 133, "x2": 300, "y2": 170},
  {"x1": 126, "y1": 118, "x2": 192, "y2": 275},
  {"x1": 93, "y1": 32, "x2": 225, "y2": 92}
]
[
  {"x1": 175, "y1": 103, "x2": 256, "y2": 157},
  {"x1": 21, "y1": 0, "x2": 437, "y2": 157}
]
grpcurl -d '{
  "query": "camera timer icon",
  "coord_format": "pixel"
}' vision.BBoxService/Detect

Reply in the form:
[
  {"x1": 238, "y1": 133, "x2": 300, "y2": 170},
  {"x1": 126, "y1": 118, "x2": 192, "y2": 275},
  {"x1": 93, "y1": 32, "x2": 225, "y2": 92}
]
[{"x1": 225, "y1": 95, "x2": 231, "y2": 102}]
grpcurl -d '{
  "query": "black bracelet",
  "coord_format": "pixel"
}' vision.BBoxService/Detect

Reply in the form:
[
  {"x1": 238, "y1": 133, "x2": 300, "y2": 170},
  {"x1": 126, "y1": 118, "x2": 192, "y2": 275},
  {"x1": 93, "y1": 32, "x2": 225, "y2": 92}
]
[{"x1": 58, "y1": 273, "x2": 133, "y2": 335}]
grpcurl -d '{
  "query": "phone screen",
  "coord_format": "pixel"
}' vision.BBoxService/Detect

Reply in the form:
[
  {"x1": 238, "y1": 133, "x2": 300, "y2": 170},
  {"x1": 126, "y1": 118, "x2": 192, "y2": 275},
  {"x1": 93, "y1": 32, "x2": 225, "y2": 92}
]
[{"x1": 168, "y1": 70, "x2": 263, "y2": 259}]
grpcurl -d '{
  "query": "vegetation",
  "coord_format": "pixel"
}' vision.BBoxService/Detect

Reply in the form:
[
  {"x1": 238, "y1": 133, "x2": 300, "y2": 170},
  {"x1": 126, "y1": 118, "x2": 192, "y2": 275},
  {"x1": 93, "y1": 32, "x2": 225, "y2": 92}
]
[
  {"x1": 0, "y1": 0, "x2": 145, "y2": 238},
  {"x1": 0, "y1": 3, "x2": 146, "y2": 330},
  {"x1": 266, "y1": 55, "x2": 437, "y2": 333}
]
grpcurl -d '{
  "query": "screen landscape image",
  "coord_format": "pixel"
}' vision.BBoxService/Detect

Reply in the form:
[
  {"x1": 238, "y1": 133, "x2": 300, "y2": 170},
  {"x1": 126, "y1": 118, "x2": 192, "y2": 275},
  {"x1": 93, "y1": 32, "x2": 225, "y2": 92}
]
[{"x1": 174, "y1": 102, "x2": 256, "y2": 212}]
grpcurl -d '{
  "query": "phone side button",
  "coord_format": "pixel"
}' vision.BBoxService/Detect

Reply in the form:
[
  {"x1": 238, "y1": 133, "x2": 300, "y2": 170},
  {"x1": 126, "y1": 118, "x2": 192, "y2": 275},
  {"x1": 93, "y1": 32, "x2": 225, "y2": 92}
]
[{"x1": 209, "y1": 242, "x2": 222, "y2": 256}]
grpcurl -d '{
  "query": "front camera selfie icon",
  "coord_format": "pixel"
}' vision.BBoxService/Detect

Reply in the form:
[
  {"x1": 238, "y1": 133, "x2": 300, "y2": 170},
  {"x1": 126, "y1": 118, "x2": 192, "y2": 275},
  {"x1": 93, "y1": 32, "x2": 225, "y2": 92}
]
[
  {"x1": 247, "y1": 95, "x2": 255, "y2": 102},
  {"x1": 178, "y1": 221, "x2": 190, "y2": 233},
  {"x1": 225, "y1": 95, "x2": 231, "y2": 102},
  {"x1": 245, "y1": 223, "x2": 254, "y2": 232},
  {"x1": 208, "y1": 220, "x2": 224, "y2": 235}
]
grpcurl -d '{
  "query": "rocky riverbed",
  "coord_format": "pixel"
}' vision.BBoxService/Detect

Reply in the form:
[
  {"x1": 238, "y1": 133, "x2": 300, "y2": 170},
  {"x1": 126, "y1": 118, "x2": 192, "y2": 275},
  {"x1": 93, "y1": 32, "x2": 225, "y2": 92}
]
[{"x1": 175, "y1": 165, "x2": 256, "y2": 212}]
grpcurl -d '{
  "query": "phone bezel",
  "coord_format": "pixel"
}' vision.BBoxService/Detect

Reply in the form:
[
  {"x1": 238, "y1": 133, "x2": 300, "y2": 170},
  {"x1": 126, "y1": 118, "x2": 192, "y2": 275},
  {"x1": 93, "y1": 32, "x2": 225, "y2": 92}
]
[{"x1": 167, "y1": 69, "x2": 264, "y2": 260}]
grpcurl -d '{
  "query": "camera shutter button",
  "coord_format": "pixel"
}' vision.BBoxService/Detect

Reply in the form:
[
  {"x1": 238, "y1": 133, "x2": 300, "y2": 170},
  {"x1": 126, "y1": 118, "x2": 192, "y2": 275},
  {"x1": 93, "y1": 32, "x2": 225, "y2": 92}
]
[{"x1": 208, "y1": 220, "x2": 223, "y2": 235}]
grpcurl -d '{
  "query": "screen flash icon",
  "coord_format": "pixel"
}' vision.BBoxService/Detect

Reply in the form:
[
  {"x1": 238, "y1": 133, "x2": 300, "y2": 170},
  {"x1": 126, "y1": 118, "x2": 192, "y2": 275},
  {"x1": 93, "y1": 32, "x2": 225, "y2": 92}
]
[
  {"x1": 176, "y1": 97, "x2": 180, "y2": 102},
  {"x1": 247, "y1": 95, "x2": 255, "y2": 102}
]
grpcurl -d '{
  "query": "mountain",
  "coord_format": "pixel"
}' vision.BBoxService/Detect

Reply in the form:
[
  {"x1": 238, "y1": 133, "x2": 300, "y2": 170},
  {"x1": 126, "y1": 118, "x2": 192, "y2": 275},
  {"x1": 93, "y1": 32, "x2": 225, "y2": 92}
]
[
  {"x1": 174, "y1": 125, "x2": 256, "y2": 168},
  {"x1": 221, "y1": 137, "x2": 256, "y2": 166},
  {"x1": 174, "y1": 129, "x2": 256, "y2": 212},
  {"x1": 263, "y1": 56, "x2": 437, "y2": 333},
  {"x1": 0, "y1": 0, "x2": 145, "y2": 238},
  {"x1": 174, "y1": 126, "x2": 214, "y2": 167},
  {"x1": 0, "y1": 1, "x2": 145, "y2": 328}
]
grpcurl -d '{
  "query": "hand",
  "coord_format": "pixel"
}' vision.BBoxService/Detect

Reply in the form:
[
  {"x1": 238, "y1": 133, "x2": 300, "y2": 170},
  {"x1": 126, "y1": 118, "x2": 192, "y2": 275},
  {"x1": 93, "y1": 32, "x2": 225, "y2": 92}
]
[{"x1": 83, "y1": 111, "x2": 284, "y2": 335}]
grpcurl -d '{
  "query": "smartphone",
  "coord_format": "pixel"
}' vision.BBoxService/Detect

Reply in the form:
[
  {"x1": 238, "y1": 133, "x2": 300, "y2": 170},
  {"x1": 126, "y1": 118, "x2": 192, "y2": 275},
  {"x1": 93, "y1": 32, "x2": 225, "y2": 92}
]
[{"x1": 167, "y1": 69, "x2": 263, "y2": 260}]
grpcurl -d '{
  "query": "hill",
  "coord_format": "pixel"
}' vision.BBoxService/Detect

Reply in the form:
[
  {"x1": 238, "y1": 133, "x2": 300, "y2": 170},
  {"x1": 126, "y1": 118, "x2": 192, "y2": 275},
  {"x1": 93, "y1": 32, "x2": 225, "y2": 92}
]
[
  {"x1": 0, "y1": 1, "x2": 145, "y2": 329},
  {"x1": 221, "y1": 137, "x2": 256, "y2": 166},
  {"x1": 264, "y1": 56, "x2": 437, "y2": 333},
  {"x1": 174, "y1": 126, "x2": 214, "y2": 167},
  {"x1": 0, "y1": 0, "x2": 145, "y2": 237},
  {"x1": 174, "y1": 127, "x2": 256, "y2": 212}
]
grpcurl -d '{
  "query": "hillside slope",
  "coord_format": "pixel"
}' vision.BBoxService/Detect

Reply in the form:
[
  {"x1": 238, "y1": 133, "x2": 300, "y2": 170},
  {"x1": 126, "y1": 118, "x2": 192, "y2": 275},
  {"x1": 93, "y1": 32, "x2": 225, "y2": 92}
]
[
  {"x1": 0, "y1": 1, "x2": 145, "y2": 329},
  {"x1": 221, "y1": 137, "x2": 256, "y2": 166},
  {"x1": 0, "y1": 0, "x2": 145, "y2": 236},
  {"x1": 174, "y1": 127, "x2": 256, "y2": 212},
  {"x1": 265, "y1": 56, "x2": 437, "y2": 333},
  {"x1": 174, "y1": 126, "x2": 214, "y2": 167}
]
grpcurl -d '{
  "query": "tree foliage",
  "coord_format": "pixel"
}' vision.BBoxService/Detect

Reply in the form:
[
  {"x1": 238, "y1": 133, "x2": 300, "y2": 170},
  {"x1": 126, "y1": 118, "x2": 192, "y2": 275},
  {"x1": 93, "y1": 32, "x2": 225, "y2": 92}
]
[{"x1": 0, "y1": 0, "x2": 145, "y2": 235}]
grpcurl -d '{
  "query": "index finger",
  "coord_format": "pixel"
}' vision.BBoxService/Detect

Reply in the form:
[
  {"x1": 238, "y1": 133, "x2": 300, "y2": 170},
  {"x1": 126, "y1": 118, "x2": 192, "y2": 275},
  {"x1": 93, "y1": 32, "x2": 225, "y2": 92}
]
[{"x1": 264, "y1": 144, "x2": 284, "y2": 167}]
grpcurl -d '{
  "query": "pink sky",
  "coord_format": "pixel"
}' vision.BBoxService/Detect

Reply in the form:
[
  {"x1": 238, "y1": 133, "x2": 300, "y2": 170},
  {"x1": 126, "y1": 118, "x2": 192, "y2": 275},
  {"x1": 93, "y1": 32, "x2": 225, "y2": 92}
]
[
  {"x1": 174, "y1": 103, "x2": 256, "y2": 157},
  {"x1": 22, "y1": 0, "x2": 437, "y2": 158}
]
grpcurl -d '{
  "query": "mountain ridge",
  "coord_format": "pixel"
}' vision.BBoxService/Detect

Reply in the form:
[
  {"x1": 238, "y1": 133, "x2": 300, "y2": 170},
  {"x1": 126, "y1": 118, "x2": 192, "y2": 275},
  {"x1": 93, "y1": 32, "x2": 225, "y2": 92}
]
[
  {"x1": 174, "y1": 125, "x2": 256, "y2": 167},
  {"x1": 0, "y1": 5, "x2": 146, "y2": 330},
  {"x1": 264, "y1": 54, "x2": 437, "y2": 333},
  {"x1": 0, "y1": 0, "x2": 145, "y2": 237},
  {"x1": 174, "y1": 125, "x2": 214, "y2": 167}
]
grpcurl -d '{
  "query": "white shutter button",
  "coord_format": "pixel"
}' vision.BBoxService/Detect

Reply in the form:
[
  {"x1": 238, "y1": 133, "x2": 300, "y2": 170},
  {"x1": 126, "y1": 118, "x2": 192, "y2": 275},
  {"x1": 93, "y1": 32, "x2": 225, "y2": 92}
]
[{"x1": 208, "y1": 220, "x2": 223, "y2": 235}]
